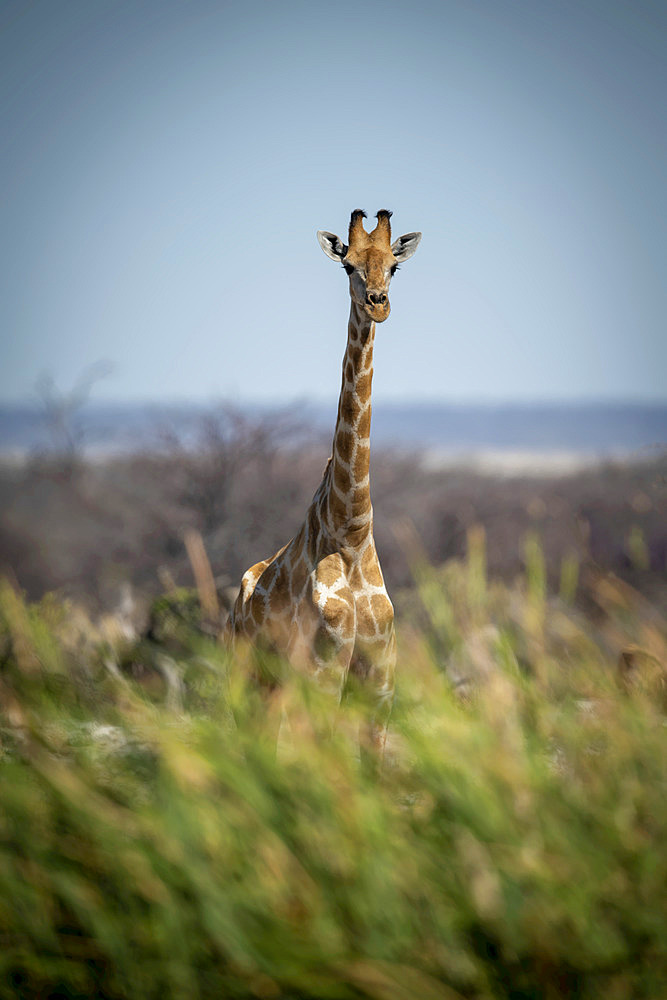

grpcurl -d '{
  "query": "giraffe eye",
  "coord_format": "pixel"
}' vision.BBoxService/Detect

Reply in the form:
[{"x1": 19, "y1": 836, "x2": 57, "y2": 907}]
[
  {"x1": 390, "y1": 263, "x2": 400, "y2": 277},
  {"x1": 343, "y1": 263, "x2": 355, "y2": 276}
]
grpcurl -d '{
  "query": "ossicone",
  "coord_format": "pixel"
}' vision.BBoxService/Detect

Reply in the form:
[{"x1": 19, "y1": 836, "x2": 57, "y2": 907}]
[{"x1": 348, "y1": 209, "x2": 368, "y2": 243}]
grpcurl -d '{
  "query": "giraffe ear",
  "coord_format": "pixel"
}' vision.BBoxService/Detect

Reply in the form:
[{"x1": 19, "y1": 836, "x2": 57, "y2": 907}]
[
  {"x1": 317, "y1": 230, "x2": 348, "y2": 262},
  {"x1": 391, "y1": 232, "x2": 422, "y2": 262}
]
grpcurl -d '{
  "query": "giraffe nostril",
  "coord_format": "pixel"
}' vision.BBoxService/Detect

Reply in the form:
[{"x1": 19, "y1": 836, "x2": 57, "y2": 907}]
[{"x1": 367, "y1": 291, "x2": 388, "y2": 307}]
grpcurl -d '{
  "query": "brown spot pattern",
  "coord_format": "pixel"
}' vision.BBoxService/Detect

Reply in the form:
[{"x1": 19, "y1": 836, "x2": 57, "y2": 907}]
[
  {"x1": 321, "y1": 596, "x2": 353, "y2": 631},
  {"x1": 339, "y1": 394, "x2": 360, "y2": 426},
  {"x1": 371, "y1": 593, "x2": 393, "y2": 622},
  {"x1": 353, "y1": 444, "x2": 370, "y2": 483},
  {"x1": 356, "y1": 371, "x2": 372, "y2": 400},
  {"x1": 357, "y1": 406, "x2": 371, "y2": 439},
  {"x1": 336, "y1": 429, "x2": 353, "y2": 458},
  {"x1": 355, "y1": 594, "x2": 375, "y2": 635},
  {"x1": 316, "y1": 553, "x2": 343, "y2": 587},
  {"x1": 362, "y1": 545, "x2": 384, "y2": 586},
  {"x1": 333, "y1": 461, "x2": 351, "y2": 495}
]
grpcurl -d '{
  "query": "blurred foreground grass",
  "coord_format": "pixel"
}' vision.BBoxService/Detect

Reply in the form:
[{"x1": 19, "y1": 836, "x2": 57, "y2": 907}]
[{"x1": 0, "y1": 538, "x2": 666, "y2": 1000}]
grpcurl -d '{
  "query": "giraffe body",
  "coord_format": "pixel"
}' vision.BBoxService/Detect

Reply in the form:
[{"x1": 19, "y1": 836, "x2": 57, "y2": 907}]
[{"x1": 227, "y1": 211, "x2": 421, "y2": 755}]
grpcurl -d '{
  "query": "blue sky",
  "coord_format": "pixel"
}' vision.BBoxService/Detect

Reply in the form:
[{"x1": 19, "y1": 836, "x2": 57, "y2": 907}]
[{"x1": 1, "y1": 0, "x2": 665, "y2": 405}]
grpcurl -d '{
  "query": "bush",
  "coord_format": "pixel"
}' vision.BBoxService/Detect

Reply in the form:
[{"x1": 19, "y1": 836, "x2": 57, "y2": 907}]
[{"x1": 0, "y1": 549, "x2": 665, "y2": 999}]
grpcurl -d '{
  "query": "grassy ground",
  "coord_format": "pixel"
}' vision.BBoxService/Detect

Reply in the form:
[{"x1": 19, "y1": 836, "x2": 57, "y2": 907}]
[{"x1": 0, "y1": 538, "x2": 666, "y2": 999}]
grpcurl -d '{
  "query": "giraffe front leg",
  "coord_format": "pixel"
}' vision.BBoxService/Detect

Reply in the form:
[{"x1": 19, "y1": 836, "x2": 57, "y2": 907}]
[
  {"x1": 291, "y1": 571, "x2": 357, "y2": 734},
  {"x1": 310, "y1": 625, "x2": 356, "y2": 742},
  {"x1": 282, "y1": 606, "x2": 355, "y2": 750},
  {"x1": 352, "y1": 628, "x2": 396, "y2": 775}
]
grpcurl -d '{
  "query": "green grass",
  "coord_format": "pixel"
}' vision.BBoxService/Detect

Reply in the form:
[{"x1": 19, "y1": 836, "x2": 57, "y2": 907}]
[{"x1": 0, "y1": 540, "x2": 666, "y2": 1000}]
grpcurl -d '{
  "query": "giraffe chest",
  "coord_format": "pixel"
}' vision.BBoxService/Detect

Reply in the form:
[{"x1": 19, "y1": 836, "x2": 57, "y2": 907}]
[
  {"x1": 309, "y1": 546, "x2": 394, "y2": 643},
  {"x1": 232, "y1": 532, "x2": 393, "y2": 655}
]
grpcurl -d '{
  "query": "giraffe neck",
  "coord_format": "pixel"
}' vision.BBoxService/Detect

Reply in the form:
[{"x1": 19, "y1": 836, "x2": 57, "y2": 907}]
[{"x1": 325, "y1": 300, "x2": 375, "y2": 545}]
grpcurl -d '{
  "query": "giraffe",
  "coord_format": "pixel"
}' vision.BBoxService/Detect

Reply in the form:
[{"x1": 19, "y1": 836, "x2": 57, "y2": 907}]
[{"x1": 225, "y1": 209, "x2": 421, "y2": 760}]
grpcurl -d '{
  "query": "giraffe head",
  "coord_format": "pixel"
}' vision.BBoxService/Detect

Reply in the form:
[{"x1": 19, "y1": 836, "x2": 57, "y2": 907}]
[{"x1": 317, "y1": 210, "x2": 421, "y2": 323}]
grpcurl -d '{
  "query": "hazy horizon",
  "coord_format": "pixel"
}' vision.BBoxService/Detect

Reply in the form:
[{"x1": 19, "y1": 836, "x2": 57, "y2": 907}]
[
  {"x1": 3, "y1": 391, "x2": 667, "y2": 409},
  {"x1": 2, "y1": 397, "x2": 665, "y2": 463}
]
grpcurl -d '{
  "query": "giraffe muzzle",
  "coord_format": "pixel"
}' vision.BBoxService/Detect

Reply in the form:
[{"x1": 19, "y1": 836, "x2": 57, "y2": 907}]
[{"x1": 365, "y1": 291, "x2": 390, "y2": 322}]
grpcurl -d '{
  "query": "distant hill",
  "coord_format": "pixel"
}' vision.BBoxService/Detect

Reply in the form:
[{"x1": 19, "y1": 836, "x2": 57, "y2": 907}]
[{"x1": 0, "y1": 400, "x2": 665, "y2": 459}]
